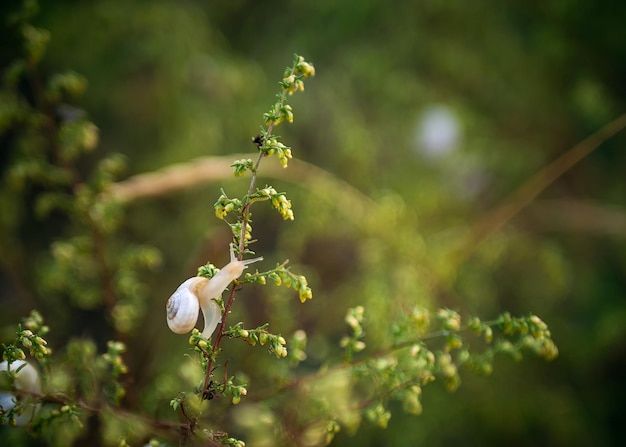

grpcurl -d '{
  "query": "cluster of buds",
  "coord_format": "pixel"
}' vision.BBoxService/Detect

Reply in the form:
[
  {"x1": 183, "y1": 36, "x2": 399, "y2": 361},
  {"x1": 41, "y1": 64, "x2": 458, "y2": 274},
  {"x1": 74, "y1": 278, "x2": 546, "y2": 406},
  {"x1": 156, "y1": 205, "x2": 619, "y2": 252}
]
[
  {"x1": 458, "y1": 349, "x2": 495, "y2": 376},
  {"x1": 100, "y1": 340, "x2": 128, "y2": 404},
  {"x1": 325, "y1": 420, "x2": 341, "y2": 445},
  {"x1": 294, "y1": 274, "x2": 313, "y2": 303},
  {"x1": 215, "y1": 435, "x2": 245, "y2": 447},
  {"x1": 281, "y1": 74, "x2": 304, "y2": 96},
  {"x1": 58, "y1": 118, "x2": 99, "y2": 163},
  {"x1": 521, "y1": 333, "x2": 559, "y2": 360},
  {"x1": 364, "y1": 403, "x2": 391, "y2": 429},
  {"x1": 401, "y1": 385, "x2": 423, "y2": 415},
  {"x1": 1, "y1": 345, "x2": 26, "y2": 362},
  {"x1": 409, "y1": 306, "x2": 431, "y2": 335},
  {"x1": 46, "y1": 70, "x2": 87, "y2": 101},
  {"x1": 294, "y1": 55, "x2": 316, "y2": 78},
  {"x1": 253, "y1": 185, "x2": 294, "y2": 219},
  {"x1": 197, "y1": 262, "x2": 219, "y2": 280},
  {"x1": 436, "y1": 308, "x2": 461, "y2": 332},
  {"x1": 345, "y1": 306, "x2": 365, "y2": 337},
  {"x1": 214, "y1": 194, "x2": 243, "y2": 220},
  {"x1": 263, "y1": 102, "x2": 294, "y2": 126},
  {"x1": 467, "y1": 316, "x2": 494, "y2": 343},
  {"x1": 49, "y1": 403, "x2": 81, "y2": 425},
  {"x1": 230, "y1": 220, "x2": 253, "y2": 245},
  {"x1": 341, "y1": 337, "x2": 365, "y2": 354},
  {"x1": 262, "y1": 137, "x2": 293, "y2": 168},
  {"x1": 231, "y1": 324, "x2": 288, "y2": 359},
  {"x1": 247, "y1": 264, "x2": 312, "y2": 303},
  {"x1": 16, "y1": 328, "x2": 51, "y2": 361},
  {"x1": 408, "y1": 344, "x2": 436, "y2": 384},
  {"x1": 340, "y1": 306, "x2": 366, "y2": 359},
  {"x1": 188, "y1": 328, "x2": 212, "y2": 352},
  {"x1": 101, "y1": 341, "x2": 128, "y2": 376},
  {"x1": 231, "y1": 158, "x2": 254, "y2": 177},
  {"x1": 272, "y1": 192, "x2": 293, "y2": 220},
  {"x1": 4, "y1": 311, "x2": 53, "y2": 363},
  {"x1": 435, "y1": 351, "x2": 461, "y2": 392},
  {"x1": 223, "y1": 376, "x2": 248, "y2": 405},
  {"x1": 498, "y1": 313, "x2": 558, "y2": 360},
  {"x1": 281, "y1": 55, "x2": 316, "y2": 96},
  {"x1": 288, "y1": 329, "x2": 308, "y2": 365}
]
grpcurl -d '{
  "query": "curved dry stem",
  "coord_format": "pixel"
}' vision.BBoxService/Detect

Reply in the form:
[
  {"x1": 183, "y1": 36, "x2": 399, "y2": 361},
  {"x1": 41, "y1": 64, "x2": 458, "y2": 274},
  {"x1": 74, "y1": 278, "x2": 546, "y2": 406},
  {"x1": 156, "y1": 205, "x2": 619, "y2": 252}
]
[
  {"x1": 523, "y1": 198, "x2": 626, "y2": 236},
  {"x1": 107, "y1": 155, "x2": 375, "y2": 225},
  {"x1": 108, "y1": 115, "x2": 626, "y2": 312},
  {"x1": 454, "y1": 113, "x2": 626, "y2": 263}
]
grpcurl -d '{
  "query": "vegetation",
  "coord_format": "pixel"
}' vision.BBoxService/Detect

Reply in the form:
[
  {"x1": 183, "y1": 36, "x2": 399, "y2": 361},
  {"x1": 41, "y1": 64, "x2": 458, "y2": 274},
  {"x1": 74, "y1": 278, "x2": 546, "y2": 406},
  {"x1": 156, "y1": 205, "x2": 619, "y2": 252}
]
[{"x1": 1, "y1": 1, "x2": 625, "y2": 446}]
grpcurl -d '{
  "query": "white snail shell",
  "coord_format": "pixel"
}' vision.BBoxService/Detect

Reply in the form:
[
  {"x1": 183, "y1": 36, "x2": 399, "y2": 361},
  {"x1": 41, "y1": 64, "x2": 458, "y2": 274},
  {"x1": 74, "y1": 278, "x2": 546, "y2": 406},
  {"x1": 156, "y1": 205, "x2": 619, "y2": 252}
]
[
  {"x1": 166, "y1": 277, "x2": 219, "y2": 337},
  {"x1": 166, "y1": 244, "x2": 263, "y2": 339},
  {"x1": 0, "y1": 360, "x2": 41, "y2": 426}
]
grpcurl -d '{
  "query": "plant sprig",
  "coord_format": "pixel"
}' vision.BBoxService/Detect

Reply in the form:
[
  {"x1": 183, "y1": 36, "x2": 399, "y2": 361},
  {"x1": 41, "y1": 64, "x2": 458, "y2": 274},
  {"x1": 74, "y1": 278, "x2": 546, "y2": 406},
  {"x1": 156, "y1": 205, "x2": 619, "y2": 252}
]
[{"x1": 188, "y1": 55, "x2": 315, "y2": 423}]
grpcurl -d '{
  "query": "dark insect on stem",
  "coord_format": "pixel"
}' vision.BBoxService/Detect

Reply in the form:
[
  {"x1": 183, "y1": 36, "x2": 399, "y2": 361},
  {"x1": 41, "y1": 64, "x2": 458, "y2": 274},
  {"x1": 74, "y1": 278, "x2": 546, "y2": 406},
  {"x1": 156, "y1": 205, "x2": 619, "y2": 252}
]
[
  {"x1": 252, "y1": 134, "x2": 264, "y2": 148},
  {"x1": 203, "y1": 380, "x2": 216, "y2": 400},
  {"x1": 202, "y1": 380, "x2": 215, "y2": 400},
  {"x1": 201, "y1": 366, "x2": 221, "y2": 401}
]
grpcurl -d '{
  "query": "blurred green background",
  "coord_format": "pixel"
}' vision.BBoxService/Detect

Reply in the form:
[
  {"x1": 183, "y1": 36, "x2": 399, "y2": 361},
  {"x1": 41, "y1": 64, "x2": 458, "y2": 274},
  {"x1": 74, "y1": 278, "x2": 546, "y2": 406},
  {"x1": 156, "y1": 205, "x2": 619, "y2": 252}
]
[{"x1": 2, "y1": 0, "x2": 626, "y2": 445}]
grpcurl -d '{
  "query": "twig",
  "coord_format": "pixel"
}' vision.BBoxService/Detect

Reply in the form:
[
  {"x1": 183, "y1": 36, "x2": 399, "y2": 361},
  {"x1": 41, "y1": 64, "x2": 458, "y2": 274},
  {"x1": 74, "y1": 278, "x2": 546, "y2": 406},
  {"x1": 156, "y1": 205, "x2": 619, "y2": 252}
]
[{"x1": 13, "y1": 389, "x2": 189, "y2": 431}]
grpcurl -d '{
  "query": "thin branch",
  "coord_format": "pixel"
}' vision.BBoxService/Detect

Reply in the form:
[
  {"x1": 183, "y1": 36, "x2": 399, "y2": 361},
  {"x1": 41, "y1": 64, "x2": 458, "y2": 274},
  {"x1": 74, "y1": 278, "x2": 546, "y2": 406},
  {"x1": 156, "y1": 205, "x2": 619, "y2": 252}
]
[
  {"x1": 250, "y1": 322, "x2": 498, "y2": 402},
  {"x1": 12, "y1": 389, "x2": 188, "y2": 431}
]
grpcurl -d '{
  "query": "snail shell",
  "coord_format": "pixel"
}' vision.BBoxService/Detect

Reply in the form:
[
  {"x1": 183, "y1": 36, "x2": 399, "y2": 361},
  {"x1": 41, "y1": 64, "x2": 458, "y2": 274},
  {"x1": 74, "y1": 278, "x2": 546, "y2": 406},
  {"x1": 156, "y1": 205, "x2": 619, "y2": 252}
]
[
  {"x1": 166, "y1": 277, "x2": 205, "y2": 334},
  {"x1": 166, "y1": 245, "x2": 262, "y2": 339},
  {"x1": 0, "y1": 360, "x2": 41, "y2": 426}
]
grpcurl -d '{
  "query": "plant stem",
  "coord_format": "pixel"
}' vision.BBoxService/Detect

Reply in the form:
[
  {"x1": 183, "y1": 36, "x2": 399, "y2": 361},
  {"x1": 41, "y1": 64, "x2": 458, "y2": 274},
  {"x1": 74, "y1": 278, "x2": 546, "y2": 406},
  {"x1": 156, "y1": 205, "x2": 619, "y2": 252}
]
[
  {"x1": 200, "y1": 148, "x2": 271, "y2": 397},
  {"x1": 200, "y1": 64, "x2": 296, "y2": 398}
]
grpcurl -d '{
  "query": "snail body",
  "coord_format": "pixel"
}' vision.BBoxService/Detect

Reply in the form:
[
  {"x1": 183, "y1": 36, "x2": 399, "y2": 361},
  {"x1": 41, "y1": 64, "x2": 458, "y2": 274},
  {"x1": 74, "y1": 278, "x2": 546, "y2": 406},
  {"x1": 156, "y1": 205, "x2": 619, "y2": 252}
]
[{"x1": 166, "y1": 244, "x2": 262, "y2": 339}]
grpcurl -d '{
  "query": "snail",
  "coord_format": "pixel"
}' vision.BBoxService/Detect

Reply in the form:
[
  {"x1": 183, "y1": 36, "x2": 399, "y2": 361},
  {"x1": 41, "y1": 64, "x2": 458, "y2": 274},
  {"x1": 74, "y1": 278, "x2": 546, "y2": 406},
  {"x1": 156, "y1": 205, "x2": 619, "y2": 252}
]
[
  {"x1": 166, "y1": 244, "x2": 263, "y2": 339},
  {"x1": 0, "y1": 359, "x2": 41, "y2": 426}
]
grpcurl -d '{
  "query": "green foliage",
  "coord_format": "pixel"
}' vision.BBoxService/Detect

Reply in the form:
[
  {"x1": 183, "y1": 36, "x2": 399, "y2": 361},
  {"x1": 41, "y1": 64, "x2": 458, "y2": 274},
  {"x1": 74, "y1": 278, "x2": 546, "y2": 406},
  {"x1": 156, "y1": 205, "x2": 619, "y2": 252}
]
[{"x1": 2, "y1": 0, "x2": 625, "y2": 446}]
